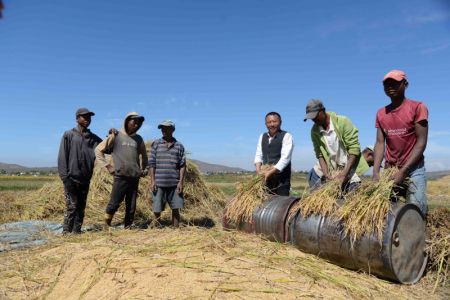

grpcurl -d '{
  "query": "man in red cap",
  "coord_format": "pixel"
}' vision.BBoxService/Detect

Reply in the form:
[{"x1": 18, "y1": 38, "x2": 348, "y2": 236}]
[{"x1": 373, "y1": 70, "x2": 429, "y2": 215}]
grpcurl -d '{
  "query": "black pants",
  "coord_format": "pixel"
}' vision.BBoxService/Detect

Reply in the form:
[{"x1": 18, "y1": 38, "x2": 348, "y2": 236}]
[
  {"x1": 266, "y1": 175, "x2": 290, "y2": 196},
  {"x1": 63, "y1": 180, "x2": 90, "y2": 233},
  {"x1": 106, "y1": 176, "x2": 140, "y2": 227}
]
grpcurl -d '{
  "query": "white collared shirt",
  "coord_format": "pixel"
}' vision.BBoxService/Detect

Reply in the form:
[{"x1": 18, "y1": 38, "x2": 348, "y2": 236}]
[
  {"x1": 316, "y1": 120, "x2": 360, "y2": 183},
  {"x1": 254, "y1": 132, "x2": 294, "y2": 172}
]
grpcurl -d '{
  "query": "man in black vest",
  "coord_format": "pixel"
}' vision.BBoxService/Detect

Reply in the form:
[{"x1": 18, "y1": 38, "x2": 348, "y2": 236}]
[{"x1": 254, "y1": 112, "x2": 294, "y2": 196}]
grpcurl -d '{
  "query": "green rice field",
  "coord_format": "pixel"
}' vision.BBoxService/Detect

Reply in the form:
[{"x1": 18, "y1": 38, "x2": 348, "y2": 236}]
[{"x1": 0, "y1": 175, "x2": 56, "y2": 191}]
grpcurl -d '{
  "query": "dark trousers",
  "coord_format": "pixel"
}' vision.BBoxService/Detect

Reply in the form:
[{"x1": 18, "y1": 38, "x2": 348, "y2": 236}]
[
  {"x1": 63, "y1": 181, "x2": 90, "y2": 233},
  {"x1": 106, "y1": 176, "x2": 140, "y2": 227},
  {"x1": 266, "y1": 175, "x2": 290, "y2": 196}
]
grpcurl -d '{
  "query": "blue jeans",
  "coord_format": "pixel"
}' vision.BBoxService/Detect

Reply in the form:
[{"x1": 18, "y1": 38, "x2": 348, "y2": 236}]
[
  {"x1": 308, "y1": 168, "x2": 321, "y2": 191},
  {"x1": 406, "y1": 161, "x2": 428, "y2": 216},
  {"x1": 308, "y1": 168, "x2": 359, "y2": 193}
]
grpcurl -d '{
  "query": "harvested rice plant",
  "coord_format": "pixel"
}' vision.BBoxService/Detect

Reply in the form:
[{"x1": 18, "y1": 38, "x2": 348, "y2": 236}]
[
  {"x1": 224, "y1": 174, "x2": 271, "y2": 224},
  {"x1": 337, "y1": 168, "x2": 398, "y2": 244}
]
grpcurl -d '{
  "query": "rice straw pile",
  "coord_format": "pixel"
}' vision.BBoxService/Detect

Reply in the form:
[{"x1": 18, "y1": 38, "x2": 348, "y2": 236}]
[
  {"x1": 288, "y1": 177, "x2": 341, "y2": 221},
  {"x1": 224, "y1": 174, "x2": 271, "y2": 224},
  {"x1": 336, "y1": 168, "x2": 398, "y2": 245},
  {"x1": 14, "y1": 157, "x2": 226, "y2": 224},
  {"x1": 426, "y1": 208, "x2": 450, "y2": 291},
  {"x1": 182, "y1": 160, "x2": 228, "y2": 220}
]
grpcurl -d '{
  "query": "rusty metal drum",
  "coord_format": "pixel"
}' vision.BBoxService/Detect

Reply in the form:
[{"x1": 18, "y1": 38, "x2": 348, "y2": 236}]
[
  {"x1": 222, "y1": 207, "x2": 256, "y2": 234},
  {"x1": 253, "y1": 196, "x2": 299, "y2": 242},
  {"x1": 289, "y1": 202, "x2": 427, "y2": 284}
]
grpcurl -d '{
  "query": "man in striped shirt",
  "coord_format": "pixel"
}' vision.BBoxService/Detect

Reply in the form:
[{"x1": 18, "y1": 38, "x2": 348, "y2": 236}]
[{"x1": 149, "y1": 120, "x2": 186, "y2": 227}]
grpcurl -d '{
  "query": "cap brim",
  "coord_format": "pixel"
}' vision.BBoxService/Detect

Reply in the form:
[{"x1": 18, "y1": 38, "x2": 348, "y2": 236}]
[
  {"x1": 77, "y1": 112, "x2": 95, "y2": 116},
  {"x1": 129, "y1": 116, "x2": 144, "y2": 121},
  {"x1": 158, "y1": 124, "x2": 174, "y2": 129},
  {"x1": 303, "y1": 111, "x2": 319, "y2": 122}
]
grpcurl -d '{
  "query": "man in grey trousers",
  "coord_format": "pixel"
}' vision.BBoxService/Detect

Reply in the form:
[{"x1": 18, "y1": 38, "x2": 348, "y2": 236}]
[{"x1": 58, "y1": 108, "x2": 102, "y2": 234}]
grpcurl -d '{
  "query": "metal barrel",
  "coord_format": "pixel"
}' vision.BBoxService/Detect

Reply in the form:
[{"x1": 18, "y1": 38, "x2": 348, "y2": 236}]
[
  {"x1": 253, "y1": 196, "x2": 300, "y2": 242},
  {"x1": 289, "y1": 203, "x2": 427, "y2": 284},
  {"x1": 222, "y1": 207, "x2": 256, "y2": 234}
]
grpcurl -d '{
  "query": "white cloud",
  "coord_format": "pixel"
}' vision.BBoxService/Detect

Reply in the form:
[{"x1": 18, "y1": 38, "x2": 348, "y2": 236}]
[
  {"x1": 426, "y1": 140, "x2": 450, "y2": 155},
  {"x1": 425, "y1": 158, "x2": 450, "y2": 172},
  {"x1": 291, "y1": 145, "x2": 316, "y2": 172},
  {"x1": 138, "y1": 123, "x2": 152, "y2": 136},
  {"x1": 420, "y1": 41, "x2": 450, "y2": 55},
  {"x1": 429, "y1": 130, "x2": 450, "y2": 138},
  {"x1": 406, "y1": 11, "x2": 450, "y2": 25},
  {"x1": 315, "y1": 18, "x2": 359, "y2": 38}
]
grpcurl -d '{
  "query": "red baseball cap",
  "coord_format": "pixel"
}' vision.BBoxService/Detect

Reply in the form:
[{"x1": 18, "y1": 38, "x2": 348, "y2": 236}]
[{"x1": 383, "y1": 70, "x2": 407, "y2": 82}]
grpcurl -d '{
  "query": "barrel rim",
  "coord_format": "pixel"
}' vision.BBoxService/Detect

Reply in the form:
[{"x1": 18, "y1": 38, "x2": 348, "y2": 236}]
[{"x1": 387, "y1": 203, "x2": 428, "y2": 284}]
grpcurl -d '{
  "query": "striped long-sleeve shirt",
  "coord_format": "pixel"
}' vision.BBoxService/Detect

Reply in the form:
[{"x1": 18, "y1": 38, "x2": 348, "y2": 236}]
[{"x1": 149, "y1": 138, "x2": 186, "y2": 187}]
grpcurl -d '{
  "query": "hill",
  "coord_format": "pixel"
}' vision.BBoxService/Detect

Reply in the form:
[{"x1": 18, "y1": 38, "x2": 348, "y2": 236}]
[
  {"x1": 0, "y1": 160, "x2": 248, "y2": 175},
  {"x1": 189, "y1": 159, "x2": 248, "y2": 174},
  {"x1": 427, "y1": 170, "x2": 450, "y2": 180},
  {"x1": 0, "y1": 162, "x2": 57, "y2": 174}
]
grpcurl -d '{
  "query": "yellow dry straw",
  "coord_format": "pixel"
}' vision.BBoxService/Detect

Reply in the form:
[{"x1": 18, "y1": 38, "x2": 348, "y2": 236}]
[
  {"x1": 287, "y1": 170, "x2": 341, "y2": 222},
  {"x1": 14, "y1": 158, "x2": 226, "y2": 224},
  {"x1": 336, "y1": 168, "x2": 398, "y2": 245},
  {"x1": 426, "y1": 208, "x2": 450, "y2": 291},
  {"x1": 288, "y1": 180, "x2": 341, "y2": 222},
  {"x1": 224, "y1": 173, "x2": 271, "y2": 224}
]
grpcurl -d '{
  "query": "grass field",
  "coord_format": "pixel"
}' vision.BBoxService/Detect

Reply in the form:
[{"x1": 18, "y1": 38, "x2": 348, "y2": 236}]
[
  {"x1": 0, "y1": 172, "x2": 446, "y2": 206},
  {"x1": 204, "y1": 172, "x2": 309, "y2": 197},
  {"x1": 0, "y1": 175, "x2": 56, "y2": 191}
]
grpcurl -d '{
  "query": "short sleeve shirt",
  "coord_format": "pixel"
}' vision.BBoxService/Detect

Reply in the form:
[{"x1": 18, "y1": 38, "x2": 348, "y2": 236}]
[{"x1": 375, "y1": 99, "x2": 428, "y2": 168}]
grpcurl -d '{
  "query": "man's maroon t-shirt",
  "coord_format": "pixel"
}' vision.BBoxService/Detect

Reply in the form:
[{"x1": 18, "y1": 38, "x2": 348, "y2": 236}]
[{"x1": 375, "y1": 99, "x2": 428, "y2": 168}]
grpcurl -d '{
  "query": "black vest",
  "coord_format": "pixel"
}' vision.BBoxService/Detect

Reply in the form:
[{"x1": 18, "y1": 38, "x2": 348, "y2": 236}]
[{"x1": 261, "y1": 130, "x2": 291, "y2": 184}]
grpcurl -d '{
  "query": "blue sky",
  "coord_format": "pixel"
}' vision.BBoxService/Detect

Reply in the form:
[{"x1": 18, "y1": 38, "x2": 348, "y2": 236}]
[{"x1": 1, "y1": 0, "x2": 449, "y2": 171}]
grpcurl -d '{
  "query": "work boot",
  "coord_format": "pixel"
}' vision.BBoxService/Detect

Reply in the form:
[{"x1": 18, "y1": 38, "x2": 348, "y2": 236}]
[{"x1": 104, "y1": 213, "x2": 114, "y2": 226}]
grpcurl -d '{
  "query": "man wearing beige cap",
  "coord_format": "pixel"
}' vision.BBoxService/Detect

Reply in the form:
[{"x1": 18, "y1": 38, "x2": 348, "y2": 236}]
[
  {"x1": 373, "y1": 70, "x2": 428, "y2": 215},
  {"x1": 304, "y1": 100, "x2": 368, "y2": 192},
  {"x1": 96, "y1": 112, "x2": 149, "y2": 228},
  {"x1": 149, "y1": 120, "x2": 186, "y2": 227}
]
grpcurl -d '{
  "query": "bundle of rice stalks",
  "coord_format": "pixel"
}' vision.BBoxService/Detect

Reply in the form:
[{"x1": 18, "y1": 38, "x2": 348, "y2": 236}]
[
  {"x1": 336, "y1": 168, "x2": 398, "y2": 245},
  {"x1": 224, "y1": 174, "x2": 271, "y2": 224},
  {"x1": 288, "y1": 178, "x2": 341, "y2": 222},
  {"x1": 426, "y1": 208, "x2": 450, "y2": 290}
]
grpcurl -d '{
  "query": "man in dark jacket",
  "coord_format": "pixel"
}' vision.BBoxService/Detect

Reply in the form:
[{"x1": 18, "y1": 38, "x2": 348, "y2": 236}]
[
  {"x1": 58, "y1": 108, "x2": 102, "y2": 234},
  {"x1": 95, "y1": 112, "x2": 148, "y2": 228}
]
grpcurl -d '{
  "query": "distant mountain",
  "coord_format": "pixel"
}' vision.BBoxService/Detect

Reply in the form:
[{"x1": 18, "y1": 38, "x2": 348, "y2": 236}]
[
  {"x1": 0, "y1": 160, "x2": 248, "y2": 175},
  {"x1": 190, "y1": 159, "x2": 248, "y2": 174},
  {"x1": 426, "y1": 170, "x2": 450, "y2": 180},
  {"x1": 0, "y1": 162, "x2": 57, "y2": 174}
]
